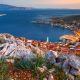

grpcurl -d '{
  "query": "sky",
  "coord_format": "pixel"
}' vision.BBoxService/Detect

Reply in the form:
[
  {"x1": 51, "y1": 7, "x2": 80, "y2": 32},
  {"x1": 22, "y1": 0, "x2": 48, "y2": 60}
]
[{"x1": 0, "y1": 0, "x2": 80, "y2": 9}]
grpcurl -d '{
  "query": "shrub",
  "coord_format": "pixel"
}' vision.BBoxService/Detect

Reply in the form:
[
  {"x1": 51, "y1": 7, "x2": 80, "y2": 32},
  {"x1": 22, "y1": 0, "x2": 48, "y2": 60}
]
[
  {"x1": 0, "y1": 58, "x2": 10, "y2": 80},
  {"x1": 0, "y1": 38, "x2": 6, "y2": 44},
  {"x1": 14, "y1": 55, "x2": 45, "y2": 79}
]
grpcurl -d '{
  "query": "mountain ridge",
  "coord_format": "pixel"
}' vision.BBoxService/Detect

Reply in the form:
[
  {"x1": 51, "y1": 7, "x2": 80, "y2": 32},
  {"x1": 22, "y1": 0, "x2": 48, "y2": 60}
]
[{"x1": 0, "y1": 4, "x2": 33, "y2": 10}]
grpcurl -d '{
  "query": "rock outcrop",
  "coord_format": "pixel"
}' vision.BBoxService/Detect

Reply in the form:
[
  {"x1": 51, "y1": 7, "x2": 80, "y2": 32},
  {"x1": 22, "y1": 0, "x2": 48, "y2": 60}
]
[
  {"x1": 46, "y1": 51, "x2": 80, "y2": 76},
  {"x1": 0, "y1": 33, "x2": 36, "y2": 60}
]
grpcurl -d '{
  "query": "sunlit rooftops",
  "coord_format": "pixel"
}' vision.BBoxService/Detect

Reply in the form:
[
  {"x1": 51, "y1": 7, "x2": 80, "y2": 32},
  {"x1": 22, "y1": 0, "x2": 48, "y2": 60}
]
[
  {"x1": 60, "y1": 30, "x2": 80, "y2": 43},
  {"x1": 60, "y1": 35, "x2": 79, "y2": 43},
  {"x1": 74, "y1": 30, "x2": 80, "y2": 37}
]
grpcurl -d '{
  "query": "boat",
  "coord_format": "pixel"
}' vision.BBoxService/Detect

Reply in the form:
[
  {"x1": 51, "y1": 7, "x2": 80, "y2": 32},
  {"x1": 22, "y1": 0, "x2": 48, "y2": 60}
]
[{"x1": 0, "y1": 14, "x2": 6, "y2": 16}]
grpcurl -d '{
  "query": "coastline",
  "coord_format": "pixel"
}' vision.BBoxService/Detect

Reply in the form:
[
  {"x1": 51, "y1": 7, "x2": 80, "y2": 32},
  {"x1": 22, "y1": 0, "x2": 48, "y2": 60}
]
[{"x1": 32, "y1": 15, "x2": 80, "y2": 31}]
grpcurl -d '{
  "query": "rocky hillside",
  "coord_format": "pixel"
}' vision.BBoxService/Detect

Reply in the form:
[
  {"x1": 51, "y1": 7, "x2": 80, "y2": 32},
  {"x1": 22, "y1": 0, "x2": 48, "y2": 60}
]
[
  {"x1": 63, "y1": 15, "x2": 80, "y2": 22},
  {"x1": 0, "y1": 34, "x2": 80, "y2": 80},
  {"x1": 0, "y1": 33, "x2": 80, "y2": 80}
]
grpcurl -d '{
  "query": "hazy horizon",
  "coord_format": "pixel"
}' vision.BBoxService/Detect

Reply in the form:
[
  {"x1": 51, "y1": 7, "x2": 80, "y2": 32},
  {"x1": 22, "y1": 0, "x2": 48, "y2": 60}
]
[{"x1": 0, "y1": 0, "x2": 80, "y2": 9}]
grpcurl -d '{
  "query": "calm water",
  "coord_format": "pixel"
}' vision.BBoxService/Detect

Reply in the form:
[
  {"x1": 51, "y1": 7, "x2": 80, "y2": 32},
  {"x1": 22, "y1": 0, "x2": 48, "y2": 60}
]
[{"x1": 0, "y1": 9, "x2": 80, "y2": 42}]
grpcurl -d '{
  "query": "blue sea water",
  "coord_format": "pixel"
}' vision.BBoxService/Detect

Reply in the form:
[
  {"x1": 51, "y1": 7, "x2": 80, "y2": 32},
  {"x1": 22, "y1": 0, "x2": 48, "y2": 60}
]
[{"x1": 0, "y1": 9, "x2": 80, "y2": 42}]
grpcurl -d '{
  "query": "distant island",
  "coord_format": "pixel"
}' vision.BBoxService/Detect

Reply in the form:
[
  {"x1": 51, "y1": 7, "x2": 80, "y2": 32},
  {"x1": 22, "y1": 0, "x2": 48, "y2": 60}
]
[
  {"x1": 0, "y1": 14, "x2": 6, "y2": 16},
  {"x1": 0, "y1": 4, "x2": 33, "y2": 10},
  {"x1": 32, "y1": 15, "x2": 80, "y2": 31}
]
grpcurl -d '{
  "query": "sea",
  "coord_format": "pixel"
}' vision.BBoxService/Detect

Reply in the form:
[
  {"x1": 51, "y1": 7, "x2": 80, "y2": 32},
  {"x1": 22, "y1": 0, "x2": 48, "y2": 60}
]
[{"x1": 0, "y1": 9, "x2": 80, "y2": 42}]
